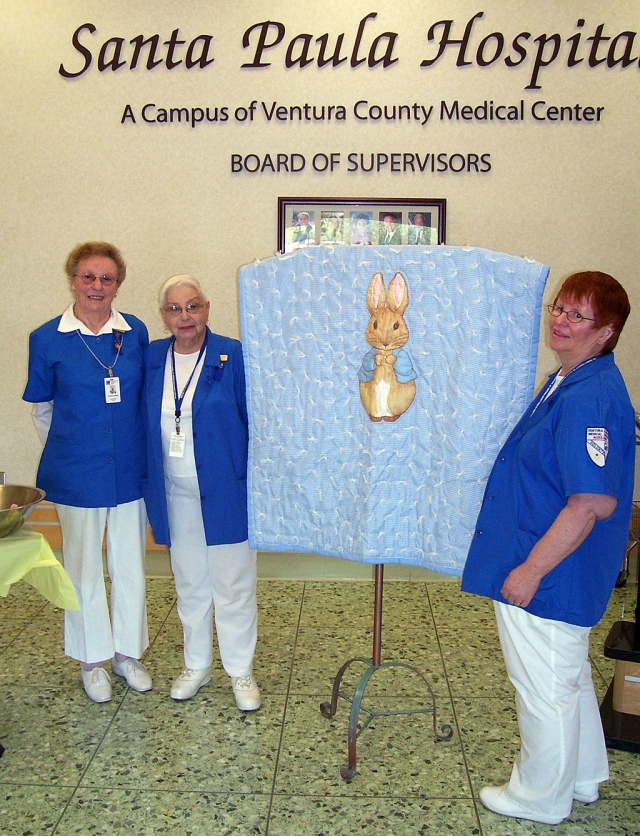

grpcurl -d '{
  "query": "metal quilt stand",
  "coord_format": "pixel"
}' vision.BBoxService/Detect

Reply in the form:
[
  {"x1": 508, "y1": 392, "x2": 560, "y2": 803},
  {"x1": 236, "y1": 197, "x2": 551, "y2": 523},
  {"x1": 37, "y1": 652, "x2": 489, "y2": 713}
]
[{"x1": 320, "y1": 564, "x2": 453, "y2": 782}]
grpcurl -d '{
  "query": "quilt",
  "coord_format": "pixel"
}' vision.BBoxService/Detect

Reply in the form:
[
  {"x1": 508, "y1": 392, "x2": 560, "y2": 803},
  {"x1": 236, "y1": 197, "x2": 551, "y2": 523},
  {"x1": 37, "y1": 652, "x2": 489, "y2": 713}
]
[{"x1": 238, "y1": 245, "x2": 549, "y2": 575}]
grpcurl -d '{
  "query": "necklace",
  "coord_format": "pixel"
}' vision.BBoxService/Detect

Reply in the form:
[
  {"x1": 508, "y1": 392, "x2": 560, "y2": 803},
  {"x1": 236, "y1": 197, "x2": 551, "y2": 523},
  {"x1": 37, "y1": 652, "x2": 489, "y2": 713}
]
[{"x1": 75, "y1": 330, "x2": 124, "y2": 376}]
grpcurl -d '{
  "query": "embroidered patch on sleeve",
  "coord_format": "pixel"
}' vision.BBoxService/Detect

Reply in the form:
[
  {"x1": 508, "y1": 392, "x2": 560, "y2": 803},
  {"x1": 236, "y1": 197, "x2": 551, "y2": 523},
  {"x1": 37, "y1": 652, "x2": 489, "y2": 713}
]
[{"x1": 586, "y1": 427, "x2": 609, "y2": 467}]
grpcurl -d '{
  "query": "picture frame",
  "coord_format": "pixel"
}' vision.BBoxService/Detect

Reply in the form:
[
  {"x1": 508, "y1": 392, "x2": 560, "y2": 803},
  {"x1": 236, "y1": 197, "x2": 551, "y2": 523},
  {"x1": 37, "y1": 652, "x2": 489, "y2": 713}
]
[{"x1": 278, "y1": 197, "x2": 446, "y2": 253}]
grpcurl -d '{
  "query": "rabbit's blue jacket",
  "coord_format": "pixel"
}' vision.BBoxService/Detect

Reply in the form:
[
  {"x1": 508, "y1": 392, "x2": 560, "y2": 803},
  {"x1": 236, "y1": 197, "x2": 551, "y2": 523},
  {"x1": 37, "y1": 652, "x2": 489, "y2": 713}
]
[{"x1": 358, "y1": 347, "x2": 417, "y2": 384}]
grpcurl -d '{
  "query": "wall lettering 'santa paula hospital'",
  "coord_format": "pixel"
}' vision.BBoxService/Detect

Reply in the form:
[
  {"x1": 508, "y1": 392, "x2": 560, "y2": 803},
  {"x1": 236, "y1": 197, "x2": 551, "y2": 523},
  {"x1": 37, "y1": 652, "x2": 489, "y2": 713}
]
[{"x1": 59, "y1": 12, "x2": 640, "y2": 91}]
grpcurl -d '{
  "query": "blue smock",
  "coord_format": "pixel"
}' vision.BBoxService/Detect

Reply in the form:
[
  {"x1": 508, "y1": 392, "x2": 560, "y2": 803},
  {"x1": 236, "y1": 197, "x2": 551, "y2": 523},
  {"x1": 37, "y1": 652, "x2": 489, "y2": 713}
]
[
  {"x1": 143, "y1": 330, "x2": 249, "y2": 548},
  {"x1": 23, "y1": 313, "x2": 148, "y2": 507},
  {"x1": 461, "y1": 353, "x2": 635, "y2": 627}
]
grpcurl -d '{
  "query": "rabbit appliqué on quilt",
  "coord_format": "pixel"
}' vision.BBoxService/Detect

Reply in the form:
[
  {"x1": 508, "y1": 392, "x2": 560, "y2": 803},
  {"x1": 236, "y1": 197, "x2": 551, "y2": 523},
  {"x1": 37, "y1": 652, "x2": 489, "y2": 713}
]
[{"x1": 358, "y1": 271, "x2": 417, "y2": 422}]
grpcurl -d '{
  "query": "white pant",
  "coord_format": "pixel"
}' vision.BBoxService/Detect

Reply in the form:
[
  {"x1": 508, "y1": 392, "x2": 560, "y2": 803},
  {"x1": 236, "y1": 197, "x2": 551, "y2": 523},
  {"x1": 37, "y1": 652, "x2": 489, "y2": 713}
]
[
  {"x1": 165, "y1": 475, "x2": 257, "y2": 676},
  {"x1": 495, "y1": 602, "x2": 609, "y2": 819},
  {"x1": 56, "y1": 499, "x2": 149, "y2": 664}
]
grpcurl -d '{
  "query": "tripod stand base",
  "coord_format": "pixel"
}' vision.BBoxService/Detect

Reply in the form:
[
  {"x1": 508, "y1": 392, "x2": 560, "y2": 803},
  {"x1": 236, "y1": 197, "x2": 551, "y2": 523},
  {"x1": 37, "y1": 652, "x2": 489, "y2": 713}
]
[{"x1": 320, "y1": 656, "x2": 453, "y2": 782}]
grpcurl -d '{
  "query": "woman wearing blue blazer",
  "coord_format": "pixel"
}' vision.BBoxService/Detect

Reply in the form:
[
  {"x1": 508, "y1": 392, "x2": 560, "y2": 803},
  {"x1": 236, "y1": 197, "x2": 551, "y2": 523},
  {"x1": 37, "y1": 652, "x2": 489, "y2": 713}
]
[
  {"x1": 144, "y1": 275, "x2": 260, "y2": 709},
  {"x1": 23, "y1": 241, "x2": 152, "y2": 703}
]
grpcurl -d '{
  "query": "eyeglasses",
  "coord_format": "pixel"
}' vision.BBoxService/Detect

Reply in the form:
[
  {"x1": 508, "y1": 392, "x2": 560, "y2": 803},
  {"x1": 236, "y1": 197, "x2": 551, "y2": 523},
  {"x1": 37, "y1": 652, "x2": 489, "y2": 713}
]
[
  {"x1": 547, "y1": 304, "x2": 595, "y2": 324},
  {"x1": 74, "y1": 272, "x2": 117, "y2": 287},
  {"x1": 162, "y1": 303, "x2": 206, "y2": 317}
]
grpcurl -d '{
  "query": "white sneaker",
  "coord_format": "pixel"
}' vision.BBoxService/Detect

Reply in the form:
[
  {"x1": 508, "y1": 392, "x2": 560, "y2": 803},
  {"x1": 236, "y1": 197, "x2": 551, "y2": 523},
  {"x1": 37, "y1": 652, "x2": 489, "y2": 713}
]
[
  {"x1": 574, "y1": 783, "x2": 600, "y2": 804},
  {"x1": 479, "y1": 785, "x2": 565, "y2": 825},
  {"x1": 231, "y1": 675, "x2": 261, "y2": 711},
  {"x1": 111, "y1": 657, "x2": 152, "y2": 692},
  {"x1": 170, "y1": 667, "x2": 211, "y2": 700},
  {"x1": 81, "y1": 667, "x2": 112, "y2": 703}
]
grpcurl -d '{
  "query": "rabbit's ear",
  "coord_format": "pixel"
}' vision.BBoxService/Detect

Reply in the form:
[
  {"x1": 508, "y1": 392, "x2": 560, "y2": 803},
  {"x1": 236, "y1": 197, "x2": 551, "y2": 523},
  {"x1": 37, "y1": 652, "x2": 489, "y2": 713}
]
[
  {"x1": 387, "y1": 272, "x2": 408, "y2": 314},
  {"x1": 366, "y1": 272, "x2": 386, "y2": 313}
]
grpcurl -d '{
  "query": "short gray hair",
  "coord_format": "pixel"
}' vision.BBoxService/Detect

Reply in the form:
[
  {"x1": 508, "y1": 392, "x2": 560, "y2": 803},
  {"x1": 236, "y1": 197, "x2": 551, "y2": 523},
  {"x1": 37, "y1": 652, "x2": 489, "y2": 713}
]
[
  {"x1": 66, "y1": 241, "x2": 127, "y2": 286},
  {"x1": 158, "y1": 274, "x2": 208, "y2": 308}
]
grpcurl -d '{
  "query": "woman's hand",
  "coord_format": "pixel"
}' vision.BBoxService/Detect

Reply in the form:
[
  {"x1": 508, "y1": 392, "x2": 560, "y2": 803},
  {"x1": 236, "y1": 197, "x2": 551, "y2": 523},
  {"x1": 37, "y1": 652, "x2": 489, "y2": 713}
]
[
  {"x1": 501, "y1": 564, "x2": 543, "y2": 608},
  {"x1": 500, "y1": 492, "x2": 617, "y2": 609}
]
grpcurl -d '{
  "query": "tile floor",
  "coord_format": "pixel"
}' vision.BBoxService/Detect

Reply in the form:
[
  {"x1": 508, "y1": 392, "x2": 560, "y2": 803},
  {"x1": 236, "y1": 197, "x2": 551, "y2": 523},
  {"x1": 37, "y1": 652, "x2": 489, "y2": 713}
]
[{"x1": 1, "y1": 563, "x2": 640, "y2": 835}]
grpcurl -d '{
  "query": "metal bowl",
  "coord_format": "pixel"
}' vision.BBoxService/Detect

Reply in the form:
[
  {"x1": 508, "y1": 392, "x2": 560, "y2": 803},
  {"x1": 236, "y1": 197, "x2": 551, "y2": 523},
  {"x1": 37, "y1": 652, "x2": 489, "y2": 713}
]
[{"x1": 0, "y1": 485, "x2": 46, "y2": 538}]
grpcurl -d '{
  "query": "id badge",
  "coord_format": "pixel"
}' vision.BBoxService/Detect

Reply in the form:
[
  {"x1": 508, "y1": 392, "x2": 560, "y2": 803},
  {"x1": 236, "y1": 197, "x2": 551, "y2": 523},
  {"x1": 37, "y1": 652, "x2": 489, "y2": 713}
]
[
  {"x1": 169, "y1": 430, "x2": 186, "y2": 457},
  {"x1": 104, "y1": 377, "x2": 121, "y2": 403}
]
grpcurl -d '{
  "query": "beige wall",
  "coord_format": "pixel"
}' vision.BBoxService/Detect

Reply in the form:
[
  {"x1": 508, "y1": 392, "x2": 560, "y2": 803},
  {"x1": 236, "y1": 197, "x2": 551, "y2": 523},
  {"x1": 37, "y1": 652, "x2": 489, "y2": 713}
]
[{"x1": 2, "y1": 0, "x2": 639, "y2": 484}]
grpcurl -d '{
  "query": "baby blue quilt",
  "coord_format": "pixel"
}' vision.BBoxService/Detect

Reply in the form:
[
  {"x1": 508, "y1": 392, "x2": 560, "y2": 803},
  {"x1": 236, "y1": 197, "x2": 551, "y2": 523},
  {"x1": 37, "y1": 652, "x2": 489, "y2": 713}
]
[{"x1": 239, "y1": 245, "x2": 549, "y2": 575}]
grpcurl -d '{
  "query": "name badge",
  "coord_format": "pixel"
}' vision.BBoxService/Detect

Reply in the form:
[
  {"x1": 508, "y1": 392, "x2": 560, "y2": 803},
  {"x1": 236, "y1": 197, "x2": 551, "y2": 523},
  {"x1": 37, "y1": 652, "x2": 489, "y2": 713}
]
[
  {"x1": 169, "y1": 430, "x2": 186, "y2": 457},
  {"x1": 104, "y1": 377, "x2": 121, "y2": 403}
]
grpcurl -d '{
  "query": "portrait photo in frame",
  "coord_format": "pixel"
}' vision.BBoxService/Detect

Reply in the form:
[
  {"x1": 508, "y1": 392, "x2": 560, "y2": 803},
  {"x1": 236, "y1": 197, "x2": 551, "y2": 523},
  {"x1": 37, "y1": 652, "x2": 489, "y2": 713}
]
[{"x1": 278, "y1": 197, "x2": 446, "y2": 253}]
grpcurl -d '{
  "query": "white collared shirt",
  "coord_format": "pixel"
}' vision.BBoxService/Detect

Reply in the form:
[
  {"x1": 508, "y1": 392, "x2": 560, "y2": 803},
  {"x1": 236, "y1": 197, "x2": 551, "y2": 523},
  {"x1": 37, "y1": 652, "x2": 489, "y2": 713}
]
[{"x1": 57, "y1": 303, "x2": 132, "y2": 335}]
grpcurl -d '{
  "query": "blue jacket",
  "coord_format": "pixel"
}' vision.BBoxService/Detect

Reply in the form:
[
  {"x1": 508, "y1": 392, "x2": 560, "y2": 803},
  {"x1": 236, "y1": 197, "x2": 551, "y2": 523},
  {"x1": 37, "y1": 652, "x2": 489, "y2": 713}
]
[
  {"x1": 23, "y1": 314, "x2": 148, "y2": 507},
  {"x1": 461, "y1": 353, "x2": 635, "y2": 627},
  {"x1": 143, "y1": 330, "x2": 249, "y2": 547}
]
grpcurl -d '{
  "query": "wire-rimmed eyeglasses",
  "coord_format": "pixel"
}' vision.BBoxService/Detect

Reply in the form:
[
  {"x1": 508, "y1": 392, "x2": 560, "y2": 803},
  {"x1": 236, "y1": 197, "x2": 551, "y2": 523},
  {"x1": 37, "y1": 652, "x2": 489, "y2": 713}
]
[
  {"x1": 74, "y1": 272, "x2": 117, "y2": 287},
  {"x1": 546, "y1": 304, "x2": 595, "y2": 324},
  {"x1": 162, "y1": 303, "x2": 206, "y2": 317}
]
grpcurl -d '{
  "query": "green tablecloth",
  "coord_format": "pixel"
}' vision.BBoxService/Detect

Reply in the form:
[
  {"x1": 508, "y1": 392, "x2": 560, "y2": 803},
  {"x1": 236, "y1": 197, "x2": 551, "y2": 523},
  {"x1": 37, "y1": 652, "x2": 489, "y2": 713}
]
[{"x1": 0, "y1": 527, "x2": 79, "y2": 609}]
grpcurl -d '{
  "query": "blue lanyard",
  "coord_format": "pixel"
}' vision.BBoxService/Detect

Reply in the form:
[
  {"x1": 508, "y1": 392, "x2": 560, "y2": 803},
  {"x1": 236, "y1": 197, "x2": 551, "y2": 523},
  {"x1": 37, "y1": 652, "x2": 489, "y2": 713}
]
[{"x1": 170, "y1": 332, "x2": 208, "y2": 434}]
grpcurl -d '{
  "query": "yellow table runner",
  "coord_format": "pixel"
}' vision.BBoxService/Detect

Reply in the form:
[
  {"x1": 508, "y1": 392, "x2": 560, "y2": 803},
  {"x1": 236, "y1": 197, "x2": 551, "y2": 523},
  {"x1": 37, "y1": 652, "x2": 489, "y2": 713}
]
[{"x1": 0, "y1": 527, "x2": 79, "y2": 609}]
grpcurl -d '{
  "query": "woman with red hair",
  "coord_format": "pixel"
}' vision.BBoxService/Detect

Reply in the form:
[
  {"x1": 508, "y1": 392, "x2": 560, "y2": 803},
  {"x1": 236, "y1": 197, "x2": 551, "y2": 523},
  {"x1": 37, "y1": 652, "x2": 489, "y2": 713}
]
[{"x1": 462, "y1": 271, "x2": 635, "y2": 825}]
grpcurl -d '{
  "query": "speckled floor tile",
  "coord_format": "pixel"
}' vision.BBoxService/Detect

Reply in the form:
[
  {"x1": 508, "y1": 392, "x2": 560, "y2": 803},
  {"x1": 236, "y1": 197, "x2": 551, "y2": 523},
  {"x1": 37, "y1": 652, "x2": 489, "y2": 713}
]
[
  {"x1": 477, "y1": 799, "x2": 640, "y2": 835},
  {"x1": 437, "y1": 626, "x2": 512, "y2": 699},
  {"x1": 81, "y1": 690, "x2": 285, "y2": 793},
  {"x1": 298, "y1": 581, "x2": 382, "y2": 628},
  {"x1": 0, "y1": 785, "x2": 75, "y2": 836},
  {"x1": 143, "y1": 577, "x2": 178, "y2": 630},
  {"x1": 298, "y1": 579, "x2": 436, "y2": 630},
  {"x1": 562, "y1": 799, "x2": 640, "y2": 835},
  {"x1": 268, "y1": 796, "x2": 481, "y2": 835},
  {"x1": 378, "y1": 582, "x2": 436, "y2": 631},
  {"x1": 453, "y1": 697, "x2": 520, "y2": 788},
  {"x1": 0, "y1": 575, "x2": 637, "y2": 835},
  {"x1": 0, "y1": 635, "x2": 152, "y2": 701},
  {"x1": 0, "y1": 687, "x2": 119, "y2": 786},
  {"x1": 274, "y1": 694, "x2": 462, "y2": 797},
  {"x1": 427, "y1": 580, "x2": 498, "y2": 626},
  {"x1": 459, "y1": 695, "x2": 640, "y2": 807},
  {"x1": 252, "y1": 627, "x2": 298, "y2": 694},
  {"x1": 146, "y1": 624, "x2": 298, "y2": 696},
  {"x1": 289, "y1": 626, "x2": 448, "y2": 697},
  {"x1": 0, "y1": 613, "x2": 159, "y2": 691},
  {"x1": 257, "y1": 580, "x2": 304, "y2": 628},
  {"x1": 0, "y1": 582, "x2": 50, "y2": 619},
  {"x1": 139, "y1": 620, "x2": 209, "y2": 683},
  {"x1": 603, "y1": 746, "x2": 640, "y2": 800},
  {"x1": 0, "y1": 618, "x2": 82, "y2": 689},
  {"x1": 54, "y1": 788, "x2": 269, "y2": 835},
  {"x1": 0, "y1": 620, "x2": 27, "y2": 651}
]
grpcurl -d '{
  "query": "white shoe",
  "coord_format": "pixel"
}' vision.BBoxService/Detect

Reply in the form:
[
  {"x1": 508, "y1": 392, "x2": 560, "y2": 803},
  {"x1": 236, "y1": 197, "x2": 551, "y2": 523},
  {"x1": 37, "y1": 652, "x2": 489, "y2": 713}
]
[
  {"x1": 479, "y1": 785, "x2": 565, "y2": 825},
  {"x1": 231, "y1": 675, "x2": 261, "y2": 711},
  {"x1": 170, "y1": 667, "x2": 211, "y2": 700},
  {"x1": 81, "y1": 667, "x2": 112, "y2": 703},
  {"x1": 574, "y1": 783, "x2": 600, "y2": 804},
  {"x1": 111, "y1": 657, "x2": 152, "y2": 692}
]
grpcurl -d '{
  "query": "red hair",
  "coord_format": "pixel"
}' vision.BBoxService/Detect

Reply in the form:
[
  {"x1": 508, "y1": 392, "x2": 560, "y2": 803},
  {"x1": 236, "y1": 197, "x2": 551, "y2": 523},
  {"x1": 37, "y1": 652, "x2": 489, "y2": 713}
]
[{"x1": 554, "y1": 271, "x2": 631, "y2": 353}]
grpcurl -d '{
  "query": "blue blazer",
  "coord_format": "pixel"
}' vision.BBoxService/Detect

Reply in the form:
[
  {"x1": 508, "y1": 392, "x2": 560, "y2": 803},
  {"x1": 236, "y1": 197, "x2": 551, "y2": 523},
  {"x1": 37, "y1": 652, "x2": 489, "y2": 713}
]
[
  {"x1": 23, "y1": 314, "x2": 148, "y2": 507},
  {"x1": 461, "y1": 353, "x2": 635, "y2": 627},
  {"x1": 143, "y1": 330, "x2": 249, "y2": 547}
]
